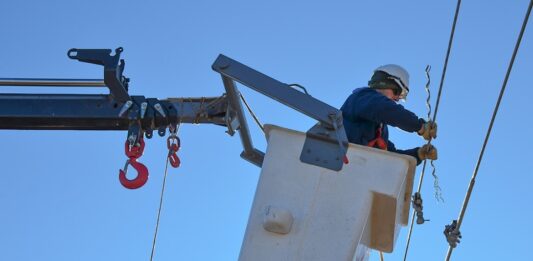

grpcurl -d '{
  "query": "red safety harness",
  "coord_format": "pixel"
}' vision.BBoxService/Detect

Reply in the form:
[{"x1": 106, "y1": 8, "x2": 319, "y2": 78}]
[{"x1": 367, "y1": 123, "x2": 388, "y2": 150}]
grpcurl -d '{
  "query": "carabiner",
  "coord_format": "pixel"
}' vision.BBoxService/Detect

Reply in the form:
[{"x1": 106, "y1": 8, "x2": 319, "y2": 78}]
[{"x1": 119, "y1": 158, "x2": 149, "y2": 189}]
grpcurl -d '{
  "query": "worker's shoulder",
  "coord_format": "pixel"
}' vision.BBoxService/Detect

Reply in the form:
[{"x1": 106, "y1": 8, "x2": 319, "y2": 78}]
[
  {"x1": 352, "y1": 86, "x2": 372, "y2": 94},
  {"x1": 350, "y1": 87, "x2": 381, "y2": 97},
  {"x1": 342, "y1": 87, "x2": 385, "y2": 113},
  {"x1": 348, "y1": 87, "x2": 386, "y2": 103}
]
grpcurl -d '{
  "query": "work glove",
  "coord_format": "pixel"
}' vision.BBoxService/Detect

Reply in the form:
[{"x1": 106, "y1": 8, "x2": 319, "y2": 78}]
[
  {"x1": 418, "y1": 120, "x2": 437, "y2": 141},
  {"x1": 417, "y1": 144, "x2": 438, "y2": 161}
]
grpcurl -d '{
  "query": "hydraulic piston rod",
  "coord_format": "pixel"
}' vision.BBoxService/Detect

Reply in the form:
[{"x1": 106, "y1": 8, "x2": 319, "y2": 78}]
[{"x1": 0, "y1": 78, "x2": 105, "y2": 87}]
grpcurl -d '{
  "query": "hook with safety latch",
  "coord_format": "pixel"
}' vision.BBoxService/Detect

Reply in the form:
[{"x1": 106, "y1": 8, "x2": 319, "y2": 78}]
[
  {"x1": 119, "y1": 135, "x2": 149, "y2": 189},
  {"x1": 167, "y1": 125, "x2": 181, "y2": 168}
]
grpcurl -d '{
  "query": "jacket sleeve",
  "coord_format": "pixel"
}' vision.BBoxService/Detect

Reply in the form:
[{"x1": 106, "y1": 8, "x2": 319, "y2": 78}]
[
  {"x1": 357, "y1": 91, "x2": 425, "y2": 133},
  {"x1": 387, "y1": 140, "x2": 422, "y2": 165}
]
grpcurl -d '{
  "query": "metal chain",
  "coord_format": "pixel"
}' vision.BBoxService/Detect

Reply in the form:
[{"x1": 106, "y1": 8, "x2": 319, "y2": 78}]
[
  {"x1": 445, "y1": 1, "x2": 533, "y2": 260},
  {"x1": 403, "y1": 1, "x2": 462, "y2": 260}
]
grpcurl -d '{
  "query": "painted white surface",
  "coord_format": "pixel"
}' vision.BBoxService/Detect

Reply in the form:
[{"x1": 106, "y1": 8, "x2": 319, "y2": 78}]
[{"x1": 239, "y1": 125, "x2": 416, "y2": 261}]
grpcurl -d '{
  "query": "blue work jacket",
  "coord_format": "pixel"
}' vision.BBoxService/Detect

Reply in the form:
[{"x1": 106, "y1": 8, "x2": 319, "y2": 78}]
[{"x1": 340, "y1": 87, "x2": 425, "y2": 164}]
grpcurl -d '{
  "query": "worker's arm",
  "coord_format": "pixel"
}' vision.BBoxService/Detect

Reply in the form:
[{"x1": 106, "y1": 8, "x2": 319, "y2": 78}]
[
  {"x1": 387, "y1": 140, "x2": 422, "y2": 165},
  {"x1": 358, "y1": 90, "x2": 424, "y2": 133},
  {"x1": 388, "y1": 141, "x2": 438, "y2": 165}
]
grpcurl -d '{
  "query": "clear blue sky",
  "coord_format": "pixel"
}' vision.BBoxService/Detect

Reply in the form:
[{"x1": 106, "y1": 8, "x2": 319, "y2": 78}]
[{"x1": 1, "y1": 1, "x2": 532, "y2": 260}]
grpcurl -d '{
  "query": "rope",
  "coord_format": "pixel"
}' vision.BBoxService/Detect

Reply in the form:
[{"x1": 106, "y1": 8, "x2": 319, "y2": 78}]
[
  {"x1": 239, "y1": 93, "x2": 265, "y2": 133},
  {"x1": 149, "y1": 157, "x2": 170, "y2": 261},
  {"x1": 402, "y1": 1, "x2": 462, "y2": 260},
  {"x1": 150, "y1": 124, "x2": 181, "y2": 260},
  {"x1": 193, "y1": 97, "x2": 206, "y2": 124},
  {"x1": 445, "y1": 1, "x2": 533, "y2": 260}
]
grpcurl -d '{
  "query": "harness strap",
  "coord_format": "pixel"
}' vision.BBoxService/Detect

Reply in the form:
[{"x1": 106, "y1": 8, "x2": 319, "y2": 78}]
[{"x1": 367, "y1": 124, "x2": 388, "y2": 150}]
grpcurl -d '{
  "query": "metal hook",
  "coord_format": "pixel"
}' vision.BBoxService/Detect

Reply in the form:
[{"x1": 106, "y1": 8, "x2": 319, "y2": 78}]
[
  {"x1": 168, "y1": 145, "x2": 181, "y2": 168},
  {"x1": 119, "y1": 158, "x2": 149, "y2": 189},
  {"x1": 167, "y1": 135, "x2": 181, "y2": 168}
]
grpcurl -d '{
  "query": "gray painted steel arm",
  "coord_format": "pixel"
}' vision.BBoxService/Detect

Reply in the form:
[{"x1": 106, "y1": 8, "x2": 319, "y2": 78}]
[
  {"x1": 212, "y1": 54, "x2": 348, "y2": 171},
  {"x1": 212, "y1": 54, "x2": 343, "y2": 128}
]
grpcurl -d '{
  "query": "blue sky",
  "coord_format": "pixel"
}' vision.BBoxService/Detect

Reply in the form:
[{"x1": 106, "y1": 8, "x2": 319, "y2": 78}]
[{"x1": 1, "y1": 1, "x2": 532, "y2": 260}]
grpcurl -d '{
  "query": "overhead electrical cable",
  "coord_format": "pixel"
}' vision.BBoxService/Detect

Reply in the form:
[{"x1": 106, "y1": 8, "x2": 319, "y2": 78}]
[
  {"x1": 445, "y1": 1, "x2": 533, "y2": 260},
  {"x1": 402, "y1": 0, "x2": 462, "y2": 260}
]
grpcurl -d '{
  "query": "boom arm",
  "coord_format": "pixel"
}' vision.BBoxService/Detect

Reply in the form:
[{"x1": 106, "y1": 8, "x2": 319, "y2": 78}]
[{"x1": 0, "y1": 48, "x2": 348, "y2": 171}]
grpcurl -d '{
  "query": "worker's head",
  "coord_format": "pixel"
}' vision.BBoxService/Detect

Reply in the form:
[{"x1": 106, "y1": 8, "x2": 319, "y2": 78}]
[{"x1": 368, "y1": 64, "x2": 410, "y2": 102}]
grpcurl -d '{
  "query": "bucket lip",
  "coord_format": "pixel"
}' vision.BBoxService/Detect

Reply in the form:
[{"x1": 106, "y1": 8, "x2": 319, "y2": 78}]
[{"x1": 264, "y1": 124, "x2": 416, "y2": 164}]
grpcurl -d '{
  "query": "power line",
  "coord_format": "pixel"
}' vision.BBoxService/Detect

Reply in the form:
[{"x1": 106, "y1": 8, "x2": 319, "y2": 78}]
[
  {"x1": 445, "y1": 1, "x2": 533, "y2": 260},
  {"x1": 402, "y1": 0, "x2": 463, "y2": 260}
]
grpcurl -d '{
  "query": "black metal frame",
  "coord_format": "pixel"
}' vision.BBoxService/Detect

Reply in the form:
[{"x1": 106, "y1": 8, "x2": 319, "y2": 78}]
[
  {"x1": 0, "y1": 94, "x2": 229, "y2": 130},
  {"x1": 0, "y1": 48, "x2": 348, "y2": 171},
  {"x1": 67, "y1": 47, "x2": 131, "y2": 102}
]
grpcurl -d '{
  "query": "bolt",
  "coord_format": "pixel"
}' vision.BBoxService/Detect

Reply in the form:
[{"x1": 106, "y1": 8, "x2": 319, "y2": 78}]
[{"x1": 218, "y1": 62, "x2": 230, "y2": 70}]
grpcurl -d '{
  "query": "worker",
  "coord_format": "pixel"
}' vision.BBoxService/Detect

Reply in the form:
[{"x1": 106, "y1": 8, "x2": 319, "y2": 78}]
[{"x1": 340, "y1": 64, "x2": 437, "y2": 164}]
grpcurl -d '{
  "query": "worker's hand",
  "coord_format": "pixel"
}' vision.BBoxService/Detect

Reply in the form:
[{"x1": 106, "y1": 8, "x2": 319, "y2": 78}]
[
  {"x1": 418, "y1": 120, "x2": 437, "y2": 140},
  {"x1": 417, "y1": 144, "x2": 438, "y2": 161}
]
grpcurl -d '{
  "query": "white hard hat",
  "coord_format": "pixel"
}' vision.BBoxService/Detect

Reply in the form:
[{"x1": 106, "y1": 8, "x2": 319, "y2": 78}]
[{"x1": 374, "y1": 64, "x2": 410, "y2": 99}]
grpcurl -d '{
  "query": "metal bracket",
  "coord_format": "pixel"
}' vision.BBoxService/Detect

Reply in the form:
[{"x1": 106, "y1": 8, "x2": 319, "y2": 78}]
[
  {"x1": 118, "y1": 100, "x2": 133, "y2": 117},
  {"x1": 412, "y1": 192, "x2": 429, "y2": 224},
  {"x1": 127, "y1": 121, "x2": 142, "y2": 147},
  {"x1": 212, "y1": 54, "x2": 349, "y2": 171},
  {"x1": 444, "y1": 220, "x2": 462, "y2": 248},
  {"x1": 241, "y1": 149, "x2": 266, "y2": 168},
  {"x1": 67, "y1": 47, "x2": 131, "y2": 102},
  {"x1": 300, "y1": 121, "x2": 348, "y2": 172},
  {"x1": 224, "y1": 104, "x2": 239, "y2": 136}
]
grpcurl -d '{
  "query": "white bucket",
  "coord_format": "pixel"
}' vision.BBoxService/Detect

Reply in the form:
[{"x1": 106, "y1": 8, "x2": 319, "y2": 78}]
[{"x1": 239, "y1": 125, "x2": 416, "y2": 261}]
